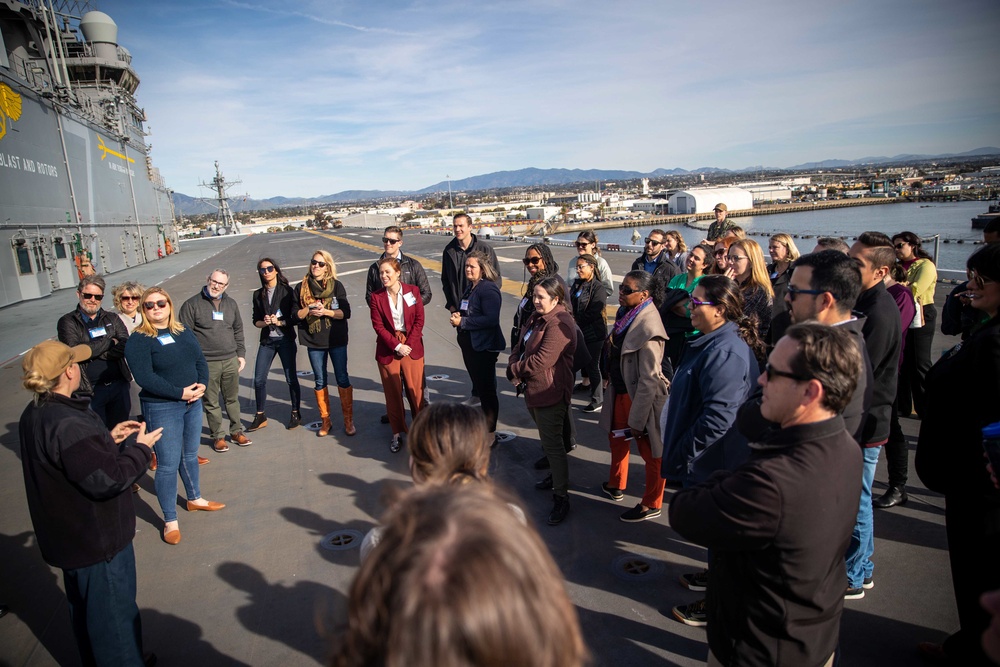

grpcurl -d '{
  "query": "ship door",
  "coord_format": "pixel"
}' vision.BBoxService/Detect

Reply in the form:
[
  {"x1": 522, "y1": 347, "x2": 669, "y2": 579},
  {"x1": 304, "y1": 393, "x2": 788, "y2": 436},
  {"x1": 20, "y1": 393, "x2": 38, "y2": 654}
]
[{"x1": 50, "y1": 236, "x2": 76, "y2": 289}]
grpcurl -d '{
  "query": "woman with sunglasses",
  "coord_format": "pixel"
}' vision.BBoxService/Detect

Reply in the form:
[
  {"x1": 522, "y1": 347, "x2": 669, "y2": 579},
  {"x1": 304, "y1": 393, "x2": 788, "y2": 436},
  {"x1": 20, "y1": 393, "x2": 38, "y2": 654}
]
[
  {"x1": 112, "y1": 281, "x2": 146, "y2": 419},
  {"x1": 767, "y1": 233, "x2": 800, "y2": 317},
  {"x1": 570, "y1": 254, "x2": 607, "y2": 413},
  {"x1": 661, "y1": 275, "x2": 762, "y2": 626},
  {"x1": 294, "y1": 250, "x2": 354, "y2": 437},
  {"x1": 710, "y1": 237, "x2": 737, "y2": 275},
  {"x1": 513, "y1": 243, "x2": 566, "y2": 345},
  {"x1": 915, "y1": 243, "x2": 1000, "y2": 666},
  {"x1": 726, "y1": 239, "x2": 774, "y2": 350},
  {"x1": 566, "y1": 230, "x2": 613, "y2": 296},
  {"x1": 249, "y1": 258, "x2": 301, "y2": 432},
  {"x1": 125, "y1": 288, "x2": 224, "y2": 545},
  {"x1": 891, "y1": 231, "x2": 937, "y2": 418},
  {"x1": 597, "y1": 270, "x2": 669, "y2": 523},
  {"x1": 660, "y1": 244, "x2": 714, "y2": 368}
]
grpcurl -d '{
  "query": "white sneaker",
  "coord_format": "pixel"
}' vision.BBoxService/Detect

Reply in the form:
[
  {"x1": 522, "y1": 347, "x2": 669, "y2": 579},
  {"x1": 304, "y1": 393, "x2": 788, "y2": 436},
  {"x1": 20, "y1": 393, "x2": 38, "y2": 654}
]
[{"x1": 462, "y1": 396, "x2": 482, "y2": 407}]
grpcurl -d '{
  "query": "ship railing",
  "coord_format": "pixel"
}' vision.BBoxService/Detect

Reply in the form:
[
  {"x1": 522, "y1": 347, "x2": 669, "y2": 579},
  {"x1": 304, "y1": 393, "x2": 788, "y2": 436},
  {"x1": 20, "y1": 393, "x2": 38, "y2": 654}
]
[{"x1": 5, "y1": 50, "x2": 54, "y2": 94}]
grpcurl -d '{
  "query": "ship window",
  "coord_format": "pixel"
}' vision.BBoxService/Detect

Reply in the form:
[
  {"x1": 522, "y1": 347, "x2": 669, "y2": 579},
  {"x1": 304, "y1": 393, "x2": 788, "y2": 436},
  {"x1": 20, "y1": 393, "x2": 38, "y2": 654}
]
[
  {"x1": 55, "y1": 243, "x2": 67, "y2": 259},
  {"x1": 15, "y1": 247, "x2": 32, "y2": 274}
]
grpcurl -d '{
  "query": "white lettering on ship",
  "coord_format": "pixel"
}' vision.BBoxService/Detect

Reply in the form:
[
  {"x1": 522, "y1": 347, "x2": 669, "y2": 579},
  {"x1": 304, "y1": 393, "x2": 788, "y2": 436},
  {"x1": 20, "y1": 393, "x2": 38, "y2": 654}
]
[{"x1": 0, "y1": 153, "x2": 59, "y2": 178}]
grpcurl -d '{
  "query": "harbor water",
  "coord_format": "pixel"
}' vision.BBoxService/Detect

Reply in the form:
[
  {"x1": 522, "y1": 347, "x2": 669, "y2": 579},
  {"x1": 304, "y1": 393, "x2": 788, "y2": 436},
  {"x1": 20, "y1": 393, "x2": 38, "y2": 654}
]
[{"x1": 552, "y1": 201, "x2": 987, "y2": 277}]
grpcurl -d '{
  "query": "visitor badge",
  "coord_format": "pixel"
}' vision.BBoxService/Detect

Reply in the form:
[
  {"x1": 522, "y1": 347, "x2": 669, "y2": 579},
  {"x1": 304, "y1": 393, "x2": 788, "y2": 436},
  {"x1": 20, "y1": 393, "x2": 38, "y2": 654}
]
[
  {"x1": 460, "y1": 299, "x2": 469, "y2": 311},
  {"x1": 88, "y1": 326, "x2": 107, "y2": 339},
  {"x1": 274, "y1": 308, "x2": 283, "y2": 319},
  {"x1": 212, "y1": 311, "x2": 224, "y2": 321},
  {"x1": 575, "y1": 290, "x2": 582, "y2": 298},
  {"x1": 157, "y1": 334, "x2": 174, "y2": 346},
  {"x1": 331, "y1": 298, "x2": 339, "y2": 309},
  {"x1": 519, "y1": 297, "x2": 528, "y2": 310},
  {"x1": 403, "y1": 292, "x2": 417, "y2": 307},
  {"x1": 523, "y1": 330, "x2": 532, "y2": 342}
]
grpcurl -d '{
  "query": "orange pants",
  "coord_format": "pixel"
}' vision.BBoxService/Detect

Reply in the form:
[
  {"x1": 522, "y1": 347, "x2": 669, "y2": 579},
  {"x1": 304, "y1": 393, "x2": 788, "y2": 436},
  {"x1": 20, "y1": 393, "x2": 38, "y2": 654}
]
[
  {"x1": 378, "y1": 354, "x2": 424, "y2": 434},
  {"x1": 608, "y1": 392, "x2": 665, "y2": 509}
]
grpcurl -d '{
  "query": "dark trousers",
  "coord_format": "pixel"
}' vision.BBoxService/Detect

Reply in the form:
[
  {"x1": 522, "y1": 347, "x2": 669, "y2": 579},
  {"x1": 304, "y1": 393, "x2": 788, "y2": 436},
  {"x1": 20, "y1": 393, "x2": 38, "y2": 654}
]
[
  {"x1": 898, "y1": 304, "x2": 936, "y2": 416},
  {"x1": 530, "y1": 402, "x2": 570, "y2": 495},
  {"x1": 581, "y1": 337, "x2": 604, "y2": 404},
  {"x1": 884, "y1": 399, "x2": 908, "y2": 488},
  {"x1": 63, "y1": 542, "x2": 144, "y2": 667},
  {"x1": 253, "y1": 336, "x2": 301, "y2": 412},
  {"x1": 457, "y1": 331, "x2": 499, "y2": 432},
  {"x1": 89, "y1": 380, "x2": 131, "y2": 430}
]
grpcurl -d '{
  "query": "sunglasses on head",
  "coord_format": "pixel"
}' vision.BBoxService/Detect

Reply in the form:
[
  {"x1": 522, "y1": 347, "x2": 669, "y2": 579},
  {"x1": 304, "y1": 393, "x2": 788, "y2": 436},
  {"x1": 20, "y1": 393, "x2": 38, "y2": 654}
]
[
  {"x1": 144, "y1": 300, "x2": 168, "y2": 310},
  {"x1": 311, "y1": 259, "x2": 327, "y2": 268},
  {"x1": 382, "y1": 237, "x2": 401, "y2": 245},
  {"x1": 259, "y1": 265, "x2": 276, "y2": 274},
  {"x1": 80, "y1": 292, "x2": 104, "y2": 301},
  {"x1": 522, "y1": 256, "x2": 542, "y2": 266}
]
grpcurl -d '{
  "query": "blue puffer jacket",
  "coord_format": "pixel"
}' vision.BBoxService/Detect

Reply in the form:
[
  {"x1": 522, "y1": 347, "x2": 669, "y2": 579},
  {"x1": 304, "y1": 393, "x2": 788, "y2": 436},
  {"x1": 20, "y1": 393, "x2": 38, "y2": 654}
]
[{"x1": 662, "y1": 320, "x2": 758, "y2": 484}]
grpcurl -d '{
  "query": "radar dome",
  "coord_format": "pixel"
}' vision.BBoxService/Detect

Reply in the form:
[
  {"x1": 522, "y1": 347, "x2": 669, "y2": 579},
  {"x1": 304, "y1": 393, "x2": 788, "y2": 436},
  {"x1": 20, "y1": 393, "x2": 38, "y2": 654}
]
[{"x1": 80, "y1": 11, "x2": 118, "y2": 46}]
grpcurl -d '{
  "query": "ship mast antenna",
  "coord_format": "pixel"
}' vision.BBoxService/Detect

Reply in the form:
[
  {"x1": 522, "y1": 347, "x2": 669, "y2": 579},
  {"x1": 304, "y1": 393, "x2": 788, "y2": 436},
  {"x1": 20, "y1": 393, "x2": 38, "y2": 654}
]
[{"x1": 197, "y1": 161, "x2": 243, "y2": 235}]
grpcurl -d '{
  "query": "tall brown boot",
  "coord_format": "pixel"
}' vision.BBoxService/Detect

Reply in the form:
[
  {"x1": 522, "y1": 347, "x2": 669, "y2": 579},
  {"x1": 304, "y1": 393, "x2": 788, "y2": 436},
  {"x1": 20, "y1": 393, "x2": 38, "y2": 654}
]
[
  {"x1": 338, "y1": 386, "x2": 357, "y2": 436},
  {"x1": 315, "y1": 388, "x2": 332, "y2": 437}
]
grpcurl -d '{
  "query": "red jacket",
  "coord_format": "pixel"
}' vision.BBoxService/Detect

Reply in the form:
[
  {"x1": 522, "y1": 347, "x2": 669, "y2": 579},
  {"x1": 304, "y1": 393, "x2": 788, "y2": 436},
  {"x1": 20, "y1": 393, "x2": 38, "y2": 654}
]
[{"x1": 370, "y1": 284, "x2": 425, "y2": 364}]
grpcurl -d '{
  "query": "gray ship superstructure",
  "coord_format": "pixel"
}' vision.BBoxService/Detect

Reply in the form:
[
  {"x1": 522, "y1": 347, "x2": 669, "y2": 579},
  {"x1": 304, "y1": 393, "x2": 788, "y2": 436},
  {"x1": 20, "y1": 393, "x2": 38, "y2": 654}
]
[{"x1": 0, "y1": 0, "x2": 178, "y2": 307}]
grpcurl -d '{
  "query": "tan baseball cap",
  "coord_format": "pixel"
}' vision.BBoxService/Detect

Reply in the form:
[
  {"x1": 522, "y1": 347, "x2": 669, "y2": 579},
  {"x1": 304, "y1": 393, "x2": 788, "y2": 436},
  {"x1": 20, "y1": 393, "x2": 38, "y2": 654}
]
[
  {"x1": 22, "y1": 340, "x2": 91, "y2": 380},
  {"x1": 714, "y1": 203, "x2": 728, "y2": 212}
]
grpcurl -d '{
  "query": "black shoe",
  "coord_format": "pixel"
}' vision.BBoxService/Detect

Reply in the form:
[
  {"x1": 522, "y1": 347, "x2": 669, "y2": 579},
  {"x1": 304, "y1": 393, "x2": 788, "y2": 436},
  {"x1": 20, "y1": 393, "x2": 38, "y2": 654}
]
[
  {"x1": 287, "y1": 410, "x2": 301, "y2": 430},
  {"x1": 548, "y1": 494, "x2": 570, "y2": 525},
  {"x1": 581, "y1": 401, "x2": 602, "y2": 413},
  {"x1": 573, "y1": 382, "x2": 591, "y2": 394},
  {"x1": 620, "y1": 504, "x2": 661, "y2": 522},
  {"x1": 380, "y1": 413, "x2": 390, "y2": 424},
  {"x1": 601, "y1": 482, "x2": 624, "y2": 501},
  {"x1": 247, "y1": 412, "x2": 267, "y2": 432},
  {"x1": 534, "y1": 455, "x2": 551, "y2": 470},
  {"x1": 845, "y1": 583, "x2": 865, "y2": 600},
  {"x1": 535, "y1": 474, "x2": 553, "y2": 490},
  {"x1": 873, "y1": 486, "x2": 907, "y2": 509}
]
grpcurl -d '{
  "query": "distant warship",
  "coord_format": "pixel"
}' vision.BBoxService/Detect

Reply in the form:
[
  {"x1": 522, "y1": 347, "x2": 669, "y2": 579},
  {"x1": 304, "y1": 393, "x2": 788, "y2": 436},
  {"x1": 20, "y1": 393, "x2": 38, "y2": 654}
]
[{"x1": 0, "y1": 0, "x2": 178, "y2": 308}]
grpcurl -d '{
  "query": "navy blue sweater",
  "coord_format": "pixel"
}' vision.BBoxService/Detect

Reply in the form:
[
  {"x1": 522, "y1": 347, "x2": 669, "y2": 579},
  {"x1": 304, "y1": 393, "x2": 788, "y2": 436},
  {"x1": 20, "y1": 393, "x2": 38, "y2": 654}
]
[{"x1": 125, "y1": 327, "x2": 209, "y2": 403}]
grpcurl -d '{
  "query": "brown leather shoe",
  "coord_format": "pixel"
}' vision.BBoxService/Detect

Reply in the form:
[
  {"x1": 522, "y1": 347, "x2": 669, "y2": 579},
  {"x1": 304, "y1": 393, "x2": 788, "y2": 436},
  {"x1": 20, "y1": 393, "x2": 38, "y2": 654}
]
[
  {"x1": 149, "y1": 452, "x2": 158, "y2": 471},
  {"x1": 162, "y1": 527, "x2": 181, "y2": 545},
  {"x1": 213, "y1": 438, "x2": 229, "y2": 452},
  {"x1": 231, "y1": 432, "x2": 252, "y2": 447},
  {"x1": 186, "y1": 500, "x2": 226, "y2": 512},
  {"x1": 197, "y1": 455, "x2": 210, "y2": 465}
]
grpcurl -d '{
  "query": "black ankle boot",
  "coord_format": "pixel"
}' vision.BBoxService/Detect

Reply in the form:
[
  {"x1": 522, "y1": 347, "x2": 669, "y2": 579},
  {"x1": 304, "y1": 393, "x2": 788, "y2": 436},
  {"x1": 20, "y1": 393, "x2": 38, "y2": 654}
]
[
  {"x1": 247, "y1": 412, "x2": 268, "y2": 432},
  {"x1": 286, "y1": 410, "x2": 301, "y2": 430},
  {"x1": 548, "y1": 494, "x2": 570, "y2": 525},
  {"x1": 873, "y1": 486, "x2": 907, "y2": 509}
]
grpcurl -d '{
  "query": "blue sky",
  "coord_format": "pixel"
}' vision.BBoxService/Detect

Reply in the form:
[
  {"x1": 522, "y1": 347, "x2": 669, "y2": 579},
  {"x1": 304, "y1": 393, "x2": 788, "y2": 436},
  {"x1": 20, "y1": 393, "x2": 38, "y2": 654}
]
[{"x1": 98, "y1": 0, "x2": 999, "y2": 198}]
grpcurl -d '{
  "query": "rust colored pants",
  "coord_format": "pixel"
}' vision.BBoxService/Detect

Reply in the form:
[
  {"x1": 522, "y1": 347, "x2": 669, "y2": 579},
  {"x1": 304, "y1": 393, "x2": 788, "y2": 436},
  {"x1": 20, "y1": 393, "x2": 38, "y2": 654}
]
[
  {"x1": 378, "y1": 352, "x2": 425, "y2": 434},
  {"x1": 608, "y1": 392, "x2": 665, "y2": 509}
]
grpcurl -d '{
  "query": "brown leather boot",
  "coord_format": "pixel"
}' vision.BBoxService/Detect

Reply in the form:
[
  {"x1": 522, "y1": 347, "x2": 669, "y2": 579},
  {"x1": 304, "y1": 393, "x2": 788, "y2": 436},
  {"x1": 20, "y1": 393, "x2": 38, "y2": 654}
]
[
  {"x1": 338, "y1": 386, "x2": 357, "y2": 436},
  {"x1": 315, "y1": 388, "x2": 332, "y2": 437}
]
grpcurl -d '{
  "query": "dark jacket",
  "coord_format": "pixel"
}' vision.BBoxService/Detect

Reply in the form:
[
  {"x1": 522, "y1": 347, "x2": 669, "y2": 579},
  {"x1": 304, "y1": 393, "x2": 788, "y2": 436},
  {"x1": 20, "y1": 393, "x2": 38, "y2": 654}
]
[
  {"x1": 507, "y1": 308, "x2": 577, "y2": 409},
  {"x1": 457, "y1": 279, "x2": 506, "y2": 353},
  {"x1": 364, "y1": 252, "x2": 432, "y2": 307},
  {"x1": 854, "y1": 282, "x2": 901, "y2": 445},
  {"x1": 669, "y1": 416, "x2": 862, "y2": 667},
  {"x1": 768, "y1": 262, "x2": 792, "y2": 318},
  {"x1": 56, "y1": 307, "x2": 131, "y2": 393},
  {"x1": 125, "y1": 327, "x2": 210, "y2": 403},
  {"x1": 570, "y1": 277, "x2": 608, "y2": 343},
  {"x1": 631, "y1": 252, "x2": 680, "y2": 281},
  {"x1": 916, "y1": 315, "x2": 1000, "y2": 500},
  {"x1": 252, "y1": 282, "x2": 298, "y2": 344},
  {"x1": 441, "y1": 234, "x2": 502, "y2": 312},
  {"x1": 662, "y1": 320, "x2": 759, "y2": 484},
  {"x1": 19, "y1": 393, "x2": 152, "y2": 570},
  {"x1": 178, "y1": 288, "x2": 246, "y2": 361},
  {"x1": 293, "y1": 280, "x2": 351, "y2": 349}
]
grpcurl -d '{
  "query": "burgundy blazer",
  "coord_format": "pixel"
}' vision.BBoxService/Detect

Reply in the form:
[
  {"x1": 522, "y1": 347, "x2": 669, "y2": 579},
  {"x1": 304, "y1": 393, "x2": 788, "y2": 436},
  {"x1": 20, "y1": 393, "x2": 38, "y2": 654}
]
[{"x1": 370, "y1": 284, "x2": 425, "y2": 364}]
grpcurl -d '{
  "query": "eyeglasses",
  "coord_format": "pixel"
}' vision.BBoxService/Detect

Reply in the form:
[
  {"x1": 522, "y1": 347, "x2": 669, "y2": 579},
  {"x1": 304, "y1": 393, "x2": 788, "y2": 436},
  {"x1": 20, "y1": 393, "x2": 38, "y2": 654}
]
[
  {"x1": 619, "y1": 285, "x2": 644, "y2": 295},
  {"x1": 575, "y1": 263, "x2": 593, "y2": 271},
  {"x1": 522, "y1": 256, "x2": 542, "y2": 266},
  {"x1": 786, "y1": 284, "x2": 830, "y2": 301},
  {"x1": 764, "y1": 363, "x2": 811, "y2": 383},
  {"x1": 311, "y1": 259, "x2": 327, "y2": 268},
  {"x1": 382, "y1": 237, "x2": 401, "y2": 245},
  {"x1": 689, "y1": 297, "x2": 715, "y2": 308},
  {"x1": 259, "y1": 266, "x2": 276, "y2": 274},
  {"x1": 144, "y1": 300, "x2": 168, "y2": 310},
  {"x1": 728, "y1": 255, "x2": 749, "y2": 262},
  {"x1": 969, "y1": 269, "x2": 997, "y2": 289},
  {"x1": 894, "y1": 242, "x2": 907, "y2": 249},
  {"x1": 208, "y1": 279, "x2": 229, "y2": 288},
  {"x1": 574, "y1": 242, "x2": 591, "y2": 249},
  {"x1": 80, "y1": 292, "x2": 104, "y2": 301},
  {"x1": 644, "y1": 238, "x2": 662, "y2": 246},
  {"x1": 121, "y1": 295, "x2": 140, "y2": 301}
]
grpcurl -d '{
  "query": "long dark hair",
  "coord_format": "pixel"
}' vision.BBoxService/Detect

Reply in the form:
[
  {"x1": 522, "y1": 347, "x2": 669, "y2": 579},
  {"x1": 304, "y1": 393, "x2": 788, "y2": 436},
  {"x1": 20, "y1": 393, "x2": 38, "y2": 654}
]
[
  {"x1": 891, "y1": 231, "x2": 933, "y2": 262},
  {"x1": 523, "y1": 243, "x2": 559, "y2": 294},
  {"x1": 257, "y1": 257, "x2": 289, "y2": 289},
  {"x1": 697, "y1": 275, "x2": 765, "y2": 361}
]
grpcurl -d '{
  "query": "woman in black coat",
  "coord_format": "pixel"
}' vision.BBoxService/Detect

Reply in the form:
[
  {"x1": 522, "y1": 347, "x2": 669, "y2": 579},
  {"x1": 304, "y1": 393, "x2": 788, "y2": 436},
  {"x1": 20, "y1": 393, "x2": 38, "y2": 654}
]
[
  {"x1": 569, "y1": 253, "x2": 607, "y2": 413},
  {"x1": 249, "y1": 257, "x2": 301, "y2": 431}
]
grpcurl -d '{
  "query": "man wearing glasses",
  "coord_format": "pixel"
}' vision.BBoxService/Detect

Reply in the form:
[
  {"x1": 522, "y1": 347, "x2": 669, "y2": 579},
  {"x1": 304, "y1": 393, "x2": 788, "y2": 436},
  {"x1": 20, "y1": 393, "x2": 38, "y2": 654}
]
[
  {"x1": 178, "y1": 269, "x2": 250, "y2": 451},
  {"x1": 57, "y1": 274, "x2": 133, "y2": 428},
  {"x1": 630, "y1": 228, "x2": 679, "y2": 280},
  {"x1": 671, "y1": 323, "x2": 863, "y2": 667},
  {"x1": 364, "y1": 226, "x2": 432, "y2": 307}
]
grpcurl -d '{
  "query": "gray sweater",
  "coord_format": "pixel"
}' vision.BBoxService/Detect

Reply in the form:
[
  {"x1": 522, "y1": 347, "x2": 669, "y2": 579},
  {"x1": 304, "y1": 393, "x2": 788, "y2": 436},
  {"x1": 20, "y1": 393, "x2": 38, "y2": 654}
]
[{"x1": 178, "y1": 288, "x2": 246, "y2": 361}]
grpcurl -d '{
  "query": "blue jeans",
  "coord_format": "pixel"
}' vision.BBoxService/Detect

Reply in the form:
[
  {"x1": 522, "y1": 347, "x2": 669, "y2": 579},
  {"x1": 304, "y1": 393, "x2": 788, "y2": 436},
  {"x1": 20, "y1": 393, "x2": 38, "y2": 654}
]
[
  {"x1": 63, "y1": 542, "x2": 143, "y2": 667},
  {"x1": 254, "y1": 336, "x2": 301, "y2": 412},
  {"x1": 143, "y1": 399, "x2": 202, "y2": 522},
  {"x1": 307, "y1": 345, "x2": 350, "y2": 390},
  {"x1": 846, "y1": 446, "x2": 881, "y2": 587}
]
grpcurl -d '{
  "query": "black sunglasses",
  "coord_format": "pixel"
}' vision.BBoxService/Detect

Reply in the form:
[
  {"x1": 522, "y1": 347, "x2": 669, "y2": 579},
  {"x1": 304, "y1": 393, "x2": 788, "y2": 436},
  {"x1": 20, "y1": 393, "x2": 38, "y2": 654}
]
[
  {"x1": 644, "y1": 238, "x2": 662, "y2": 246},
  {"x1": 382, "y1": 237, "x2": 401, "y2": 245},
  {"x1": 144, "y1": 300, "x2": 168, "y2": 310},
  {"x1": 120, "y1": 295, "x2": 140, "y2": 301},
  {"x1": 575, "y1": 242, "x2": 591, "y2": 249},
  {"x1": 80, "y1": 292, "x2": 104, "y2": 301},
  {"x1": 522, "y1": 256, "x2": 542, "y2": 266},
  {"x1": 311, "y1": 259, "x2": 327, "y2": 268},
  {"x1": 619, "y1": 285, "x2": 644, "y2": 295},
  {"x1": 894, "y1": 242, "x2": 907, "y2": 249},
  {"x1": 765, "y1": 363, "x2": 811, "y2": 383},
  {"x1": 259, "y1": 265, "x2": 276, "y2": 274}
]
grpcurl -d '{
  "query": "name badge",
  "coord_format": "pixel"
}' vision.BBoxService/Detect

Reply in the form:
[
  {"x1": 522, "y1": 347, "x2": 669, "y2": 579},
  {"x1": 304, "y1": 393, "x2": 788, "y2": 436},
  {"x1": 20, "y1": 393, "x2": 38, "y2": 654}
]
[
  {"x1": 460, "y1": 299, "x2": 469, "y2": 311},
  {"x1": 157, "y1": 334, "x2": 175, "y2": 346},
  {"x1": 212, "y1": 311, "x2": 224, "y2": 321},
  {"x1": 274, "y1": 308, "x2": 283, "y2": 319},
  {"x1": 403, "y1": 292, "x2": 417, "y2": 307},
  {"x1": 518, "y1": 297, "x2": 528, "y2": 310},
  {"x1": 331, "y1": 298, "x2": 339, "y2": 310},
  {"x1": 523, "y1": 330, "x2": 532, "y2": 342},
  {"x1": 88, "y1": 326, "x2": 107, "y2": 339},
  {"x1": 575, "y1": 290, "x2": 582, "y2": 298}
]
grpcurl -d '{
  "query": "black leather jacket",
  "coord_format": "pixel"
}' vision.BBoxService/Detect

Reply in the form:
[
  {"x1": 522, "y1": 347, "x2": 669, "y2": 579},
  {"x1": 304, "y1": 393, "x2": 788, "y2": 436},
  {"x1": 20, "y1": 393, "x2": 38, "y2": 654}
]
[{"x1": 56, "y1": 307, "x2": 131, "y2": 394}]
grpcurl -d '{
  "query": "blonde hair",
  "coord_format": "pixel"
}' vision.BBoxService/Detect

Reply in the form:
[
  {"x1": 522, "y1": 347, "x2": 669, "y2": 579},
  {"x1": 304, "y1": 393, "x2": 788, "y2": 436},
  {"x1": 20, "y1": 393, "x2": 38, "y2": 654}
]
[
  {"x1": 310, "y1": 249, "x2": 337, "y2": 281},
  {"x1": 769, "y1": 233, "x2": 801, "y2": 262},
  {"x1": 22, "y1": 370, "x2": 58, "y2": 397},
  {"x1": 730, "y1": 239, "x2": 774, "y2": 299},
  {"x1": 135, "y1": 288, "x2": 185, "y2": 337},
  {"x1": 112, "y1": 281, "x2": 145, "y2": 312}
]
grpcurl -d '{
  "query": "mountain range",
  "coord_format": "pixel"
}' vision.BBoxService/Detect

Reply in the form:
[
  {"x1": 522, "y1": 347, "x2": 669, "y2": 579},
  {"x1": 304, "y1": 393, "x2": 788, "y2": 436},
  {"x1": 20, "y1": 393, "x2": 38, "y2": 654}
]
[{"x1": 172, "y1": 146, "x2": 1000, "y2": 216}]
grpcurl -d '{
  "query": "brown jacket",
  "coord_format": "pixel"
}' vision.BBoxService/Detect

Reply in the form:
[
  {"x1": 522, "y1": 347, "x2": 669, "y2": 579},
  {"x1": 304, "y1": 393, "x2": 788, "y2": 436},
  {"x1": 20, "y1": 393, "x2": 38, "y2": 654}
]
[
  {"x1": 598, "y1": 305, "x2": 669, "y2": 457},
  {"x1": 507, "y1": 308, "x2": 577, "y2": 409}
]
